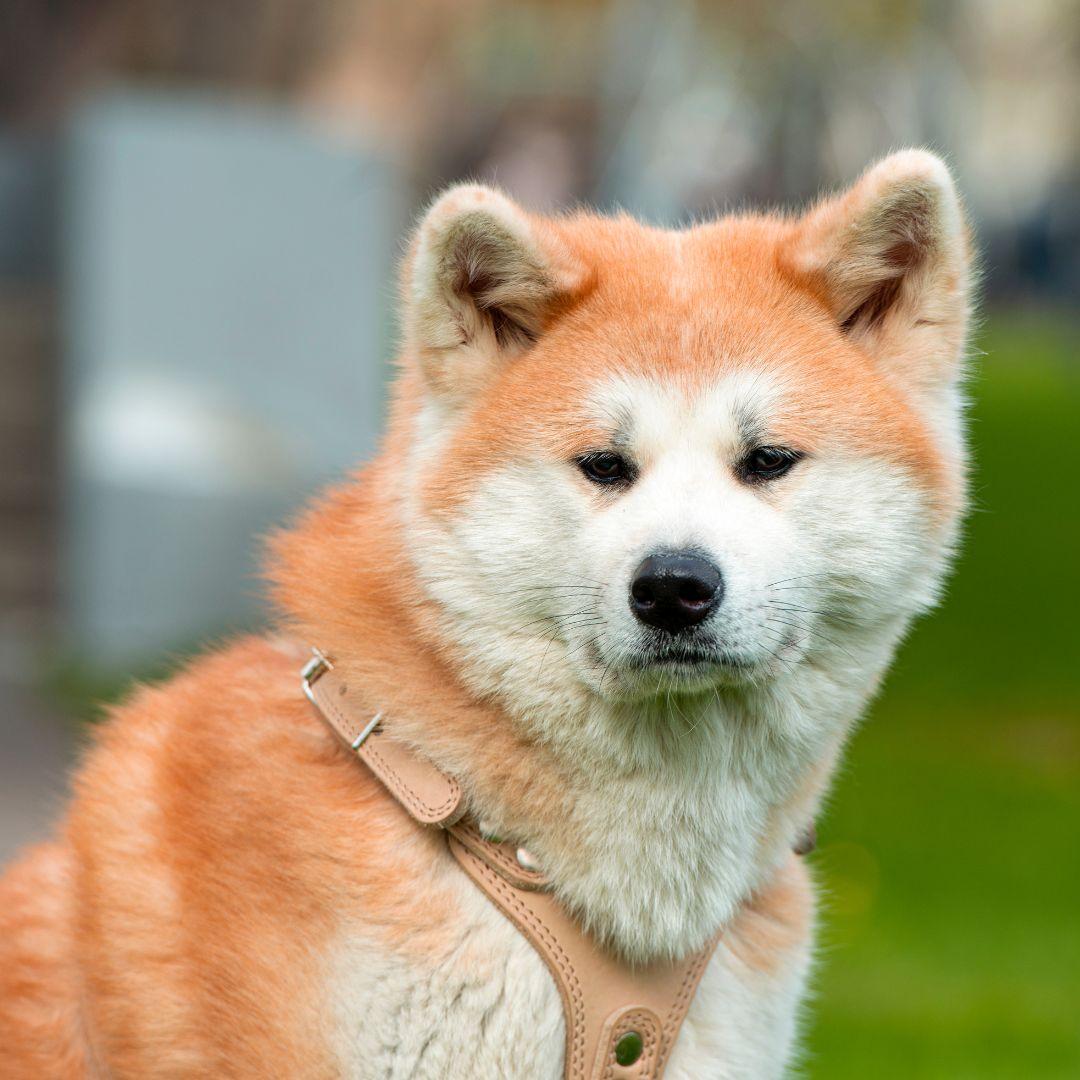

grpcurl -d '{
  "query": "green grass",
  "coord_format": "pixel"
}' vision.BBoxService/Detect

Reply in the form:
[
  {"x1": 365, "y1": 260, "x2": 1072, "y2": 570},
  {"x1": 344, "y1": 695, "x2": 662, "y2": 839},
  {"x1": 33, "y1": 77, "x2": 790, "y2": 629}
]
[{"x1": 806, "y1": 313, "x2": 1080, "y2": 1077}]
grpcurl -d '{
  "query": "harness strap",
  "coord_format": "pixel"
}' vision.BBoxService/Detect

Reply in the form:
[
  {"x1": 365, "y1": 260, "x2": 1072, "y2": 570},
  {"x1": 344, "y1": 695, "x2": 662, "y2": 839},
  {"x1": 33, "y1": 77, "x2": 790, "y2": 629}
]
[
  {"x1": 448, "y1": 836, "x2": 717, "y2": 1079},
  {"x1": 303, "y1": 650, "x2": 465, "y2": 826},
  {"x1": 302, "y1": 650, "x2": 719, "y2": 1079}
]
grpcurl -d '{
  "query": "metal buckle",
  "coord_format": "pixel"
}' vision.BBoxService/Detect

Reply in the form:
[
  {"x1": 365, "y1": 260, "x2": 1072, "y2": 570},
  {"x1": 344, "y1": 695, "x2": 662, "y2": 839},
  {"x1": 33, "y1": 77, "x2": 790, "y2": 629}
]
[
  {"x1": 350, "y1": 712, "x2": 383, "y2": 750},
  {"x1": 302, "y1": 648, "x2": 382, "y2": 751},
  {"x1": 301, "y1": 647, "x2": 333, "y2": 705}
]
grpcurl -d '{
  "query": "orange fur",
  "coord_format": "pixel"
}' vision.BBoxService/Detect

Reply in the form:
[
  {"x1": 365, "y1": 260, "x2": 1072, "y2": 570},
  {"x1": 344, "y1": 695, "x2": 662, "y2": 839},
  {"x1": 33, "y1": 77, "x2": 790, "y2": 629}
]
[
  {"x1": 722, "y1": 854, "x2": 814, "y2": 979},
  {"x1": 0, "y1": 844, "x2": 91, "y2": 1078},
  {"x1": 1, "y1": 639, "x2": 472, "y2": 1076}
]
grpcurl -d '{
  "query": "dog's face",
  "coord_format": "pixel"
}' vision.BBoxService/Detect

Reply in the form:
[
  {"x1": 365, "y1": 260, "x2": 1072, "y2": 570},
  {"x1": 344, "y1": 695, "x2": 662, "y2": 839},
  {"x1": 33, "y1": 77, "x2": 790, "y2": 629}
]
[{"x1": 398, "y1": 152, "x2": 971, "y2": 706}]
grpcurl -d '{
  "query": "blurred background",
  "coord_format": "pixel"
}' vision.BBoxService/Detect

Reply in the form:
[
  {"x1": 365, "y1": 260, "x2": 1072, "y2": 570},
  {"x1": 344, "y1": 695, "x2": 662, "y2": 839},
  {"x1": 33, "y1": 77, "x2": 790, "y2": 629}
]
[{"x1": 0, "y1": 1, "x2": 1077, "y2": 1075}]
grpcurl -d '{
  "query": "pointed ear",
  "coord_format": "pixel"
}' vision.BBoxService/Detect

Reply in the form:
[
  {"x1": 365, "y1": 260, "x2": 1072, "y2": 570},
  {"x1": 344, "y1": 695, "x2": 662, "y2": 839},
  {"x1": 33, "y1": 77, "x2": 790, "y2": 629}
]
[
  {"x1": 404, "y1": 184, "x2": 585, "y2": 399},
  {"x1": 783, "y1": 150, "x2": 974, "y2": 391}
]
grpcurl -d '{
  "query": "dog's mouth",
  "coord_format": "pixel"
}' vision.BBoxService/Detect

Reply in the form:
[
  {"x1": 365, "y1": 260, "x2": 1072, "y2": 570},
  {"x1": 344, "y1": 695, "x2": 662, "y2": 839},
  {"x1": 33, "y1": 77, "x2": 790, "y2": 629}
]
[
  {"x1": 583, "y1": 631, "x2": 791, "y2": 698},
  {"x1": 620, "y1": 639, "x2": 763, "y2": 681}
]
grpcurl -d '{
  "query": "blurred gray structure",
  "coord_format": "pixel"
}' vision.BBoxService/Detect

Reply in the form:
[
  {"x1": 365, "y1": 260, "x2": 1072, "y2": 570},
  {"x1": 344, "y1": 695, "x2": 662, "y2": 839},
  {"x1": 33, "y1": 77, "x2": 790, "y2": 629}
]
[{"x1": 63, "y1": 94, "x2": 401, "y2": 665}]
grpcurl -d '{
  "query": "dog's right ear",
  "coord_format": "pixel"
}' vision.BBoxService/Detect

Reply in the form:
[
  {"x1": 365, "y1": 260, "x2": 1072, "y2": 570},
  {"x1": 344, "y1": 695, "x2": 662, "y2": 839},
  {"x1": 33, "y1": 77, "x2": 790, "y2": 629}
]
[{"x1": 403, "y1": 184, "x2": 585, "y2": 400}]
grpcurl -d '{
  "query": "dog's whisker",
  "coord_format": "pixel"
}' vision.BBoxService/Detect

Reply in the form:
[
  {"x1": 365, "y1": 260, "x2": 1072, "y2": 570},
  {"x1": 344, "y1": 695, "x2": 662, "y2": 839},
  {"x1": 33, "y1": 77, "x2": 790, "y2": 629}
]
[
  {"x1": 563, "y1": 634, "x2": 601, "y2": 661},
  {"x1": 759, "y1": 627, "x2": 801, "y2": 667},
  {"x1": 763, "y1": 616, "x2": 856, "y2": 660},
  {"x1": 506, "y1": 585, "x2": 604, "y2": 595},
  {"x1": 766, "y1": 602, "x2": 859, "y2": 627},
  {"x1": 596, "y1": 656, "x2": 616, "y2": 694},
  {"x1": 509, "y1": 608, "x2": 599, "y2": 635},
  {"x1": 763, "y1": 574, "x2": 833, "y2": 589}
]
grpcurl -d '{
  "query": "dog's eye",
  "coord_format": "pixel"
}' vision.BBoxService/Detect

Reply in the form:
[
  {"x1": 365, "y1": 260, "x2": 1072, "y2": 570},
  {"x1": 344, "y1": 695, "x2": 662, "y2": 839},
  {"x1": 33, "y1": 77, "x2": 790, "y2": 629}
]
[
  {"x1": 578, "y1": 451, "x2": 634, "y2": 486},
  {"x1": 741, "y1": 446, "x2": 803, "y2": 483}
]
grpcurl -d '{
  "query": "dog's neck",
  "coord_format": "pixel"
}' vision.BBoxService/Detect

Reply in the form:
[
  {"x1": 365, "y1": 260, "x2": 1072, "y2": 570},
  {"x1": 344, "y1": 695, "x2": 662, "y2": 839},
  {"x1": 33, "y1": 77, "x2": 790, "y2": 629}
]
[
  {"x1": 411, "y1": 616, "x2": 898, "y2": 962},
  {"x1": 272, "y1": 470, "x2": 894, "y2": 962}
]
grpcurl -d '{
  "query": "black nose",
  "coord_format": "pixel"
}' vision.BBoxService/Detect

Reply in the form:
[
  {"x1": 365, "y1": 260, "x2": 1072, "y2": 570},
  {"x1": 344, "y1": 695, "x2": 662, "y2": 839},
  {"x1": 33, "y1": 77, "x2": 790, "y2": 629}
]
[{"x1": 629, "y1": 552, "x2": 724, "y2": 634}]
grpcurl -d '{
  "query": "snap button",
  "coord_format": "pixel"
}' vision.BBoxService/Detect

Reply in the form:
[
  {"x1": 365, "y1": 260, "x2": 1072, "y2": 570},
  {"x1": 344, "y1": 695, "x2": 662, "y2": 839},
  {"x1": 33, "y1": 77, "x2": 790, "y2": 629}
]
[
  {"x1": 515, "y1": 846, "x2": 541, "y2": 872},
  {"x1": 615, "y1": 1030, "x2": 643, "y2": 1066}
]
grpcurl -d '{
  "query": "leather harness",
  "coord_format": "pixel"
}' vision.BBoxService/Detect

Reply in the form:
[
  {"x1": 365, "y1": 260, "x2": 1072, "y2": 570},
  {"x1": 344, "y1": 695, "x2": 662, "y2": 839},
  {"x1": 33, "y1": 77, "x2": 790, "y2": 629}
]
[{"x1": 303, "y1": 648, "x2": 788, "y2": 1078}]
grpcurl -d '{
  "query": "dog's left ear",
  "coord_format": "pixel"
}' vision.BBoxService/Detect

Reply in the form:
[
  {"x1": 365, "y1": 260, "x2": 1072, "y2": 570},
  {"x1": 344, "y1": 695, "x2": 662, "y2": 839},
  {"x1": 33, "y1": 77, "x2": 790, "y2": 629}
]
[
  {"x1": 783, "y1": 150, "x2": 973, "y2": 392},
  {"x1": 404, "y1": 184, "x2": 585, "y2": 400}
]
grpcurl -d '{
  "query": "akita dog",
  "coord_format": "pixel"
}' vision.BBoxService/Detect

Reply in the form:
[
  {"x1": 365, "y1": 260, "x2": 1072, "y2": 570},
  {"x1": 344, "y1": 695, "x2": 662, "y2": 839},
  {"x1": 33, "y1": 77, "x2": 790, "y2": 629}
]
[{"x1": 0, "y1": 149, "x2": 972, "y2": 1078}]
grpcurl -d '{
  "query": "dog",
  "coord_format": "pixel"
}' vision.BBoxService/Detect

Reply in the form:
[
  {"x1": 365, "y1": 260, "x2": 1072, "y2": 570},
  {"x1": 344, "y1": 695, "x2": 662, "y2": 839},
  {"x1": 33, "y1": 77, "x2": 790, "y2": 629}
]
[{"x1": 0, "y1": 149, "x2": 972, "y2": 1078}]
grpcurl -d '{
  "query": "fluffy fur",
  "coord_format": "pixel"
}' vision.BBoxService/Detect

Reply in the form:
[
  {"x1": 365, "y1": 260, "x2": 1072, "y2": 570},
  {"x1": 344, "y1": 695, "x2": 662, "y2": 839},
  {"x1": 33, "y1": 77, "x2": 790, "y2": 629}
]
[{"x1": 0, "y1": 150, "x2": 973, "y2": 1078}]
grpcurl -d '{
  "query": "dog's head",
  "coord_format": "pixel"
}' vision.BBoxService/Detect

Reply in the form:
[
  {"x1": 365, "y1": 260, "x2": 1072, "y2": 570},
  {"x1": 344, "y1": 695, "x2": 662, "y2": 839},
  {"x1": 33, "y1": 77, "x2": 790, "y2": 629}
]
[{"x1": 394, "y1": 151, "x2": 972, "y2": 708}]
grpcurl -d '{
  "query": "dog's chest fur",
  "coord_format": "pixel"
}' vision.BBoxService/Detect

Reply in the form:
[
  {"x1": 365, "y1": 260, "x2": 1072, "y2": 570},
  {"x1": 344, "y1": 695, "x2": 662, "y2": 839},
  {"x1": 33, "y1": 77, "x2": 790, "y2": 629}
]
[{"x1": 324, "y1": 865, "x2": 809, "y2": 1079}]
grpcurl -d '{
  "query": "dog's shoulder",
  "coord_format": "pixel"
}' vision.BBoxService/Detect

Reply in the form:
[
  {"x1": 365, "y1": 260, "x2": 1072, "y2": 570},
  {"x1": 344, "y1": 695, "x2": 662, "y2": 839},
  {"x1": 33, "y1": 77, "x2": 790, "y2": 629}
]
[{"x1": 49, "y1": 636, "x2": 477, "y2": 1074}]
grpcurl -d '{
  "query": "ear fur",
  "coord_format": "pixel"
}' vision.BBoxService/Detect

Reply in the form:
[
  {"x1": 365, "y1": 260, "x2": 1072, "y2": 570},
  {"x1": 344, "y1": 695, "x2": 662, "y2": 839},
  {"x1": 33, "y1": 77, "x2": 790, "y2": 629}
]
[
  {"x1": 405, "y1": 184, "x2": 582, "y2": 398},
  {"x1": 784, "y1": 150, "x2": 973, "y2": 391}
]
